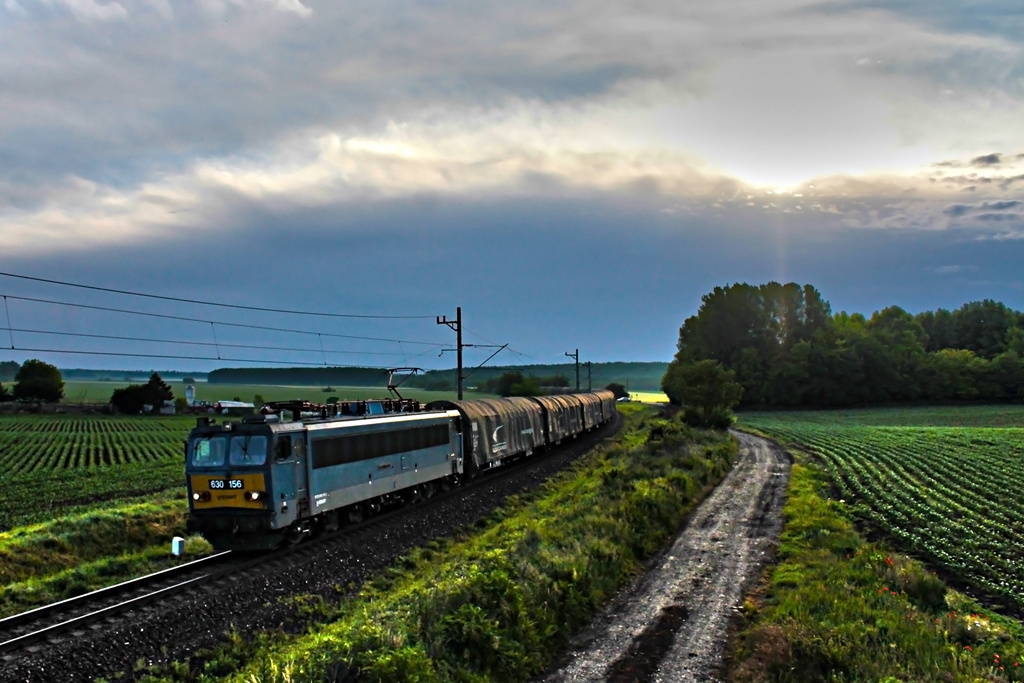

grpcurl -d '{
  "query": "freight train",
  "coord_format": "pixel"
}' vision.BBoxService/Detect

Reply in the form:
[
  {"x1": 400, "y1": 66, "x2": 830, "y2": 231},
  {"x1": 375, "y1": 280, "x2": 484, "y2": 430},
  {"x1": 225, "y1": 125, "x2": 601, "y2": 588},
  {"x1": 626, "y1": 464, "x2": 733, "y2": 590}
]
[{"x1": 184, "y1": 390, "x2": 617, "y2": 550}]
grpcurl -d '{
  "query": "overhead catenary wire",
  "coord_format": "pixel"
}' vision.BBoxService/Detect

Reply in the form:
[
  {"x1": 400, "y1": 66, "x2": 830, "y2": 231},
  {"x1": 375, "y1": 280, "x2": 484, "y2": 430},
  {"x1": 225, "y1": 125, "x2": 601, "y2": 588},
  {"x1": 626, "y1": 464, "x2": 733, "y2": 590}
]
[
  {"x1": 0, "y1": 326, "x2": 416, "y2": 356},
  {"x1": 463, "y1": 326, "x2": 531, "y2": 359},
  {"x1": 0, "y1": 274, "x2": 529, "y2": 372},
  {"x1": 1, "y1": 347, "x2": 407, "y2": 368},
  {"x1": 1, "y1": 294, "x2": 446, "y2": 346},
  {"x1": 0, "y1": 271, "x2": 434, "y2": 320}
]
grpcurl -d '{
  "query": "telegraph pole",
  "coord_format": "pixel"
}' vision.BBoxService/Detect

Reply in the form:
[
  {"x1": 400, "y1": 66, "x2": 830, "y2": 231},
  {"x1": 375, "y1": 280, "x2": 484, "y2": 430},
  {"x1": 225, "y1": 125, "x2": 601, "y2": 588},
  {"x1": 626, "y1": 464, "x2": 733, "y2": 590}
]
[
  {"x1": 584, "y1": 361, "x2": 592, "y2": 391},
  {"x1": 565, "y1": 348, "x2": 579, "y2": 391},
  {"x1": 437, "y1": 307, "x2": 464, "y2": 400}
]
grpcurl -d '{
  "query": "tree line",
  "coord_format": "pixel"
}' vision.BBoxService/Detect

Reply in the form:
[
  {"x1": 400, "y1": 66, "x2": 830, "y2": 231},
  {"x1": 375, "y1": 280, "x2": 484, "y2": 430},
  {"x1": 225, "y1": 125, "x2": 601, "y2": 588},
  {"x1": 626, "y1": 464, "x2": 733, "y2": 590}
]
[
  {"x1": 663, "y1": 282, "x2": 1024, "y2": 409},
  {"x1": 207, "y1": 367, "x2": 390, "y2": 386}
]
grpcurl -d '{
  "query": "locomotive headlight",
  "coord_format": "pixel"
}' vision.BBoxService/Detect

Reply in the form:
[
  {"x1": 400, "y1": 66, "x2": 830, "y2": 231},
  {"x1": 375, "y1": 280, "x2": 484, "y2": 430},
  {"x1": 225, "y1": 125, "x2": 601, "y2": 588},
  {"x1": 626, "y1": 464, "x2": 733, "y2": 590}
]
[
  {"x1": 245, "y1": 491, "x2": 263, "y2": 501},
  {"x1": 192, "y1": 492, "x2": 200, "y2": 501}
]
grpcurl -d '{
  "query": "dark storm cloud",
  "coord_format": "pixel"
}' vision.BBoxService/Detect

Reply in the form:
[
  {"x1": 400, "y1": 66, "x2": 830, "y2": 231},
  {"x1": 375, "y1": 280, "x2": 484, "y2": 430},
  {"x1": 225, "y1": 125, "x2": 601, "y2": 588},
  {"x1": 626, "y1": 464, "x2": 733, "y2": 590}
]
[
  {"x1": 983, "y1": 200, "x2": 1022, "y2": 211},
  {"x1": 976, "y1": 212, "x2": 1022, "y2": 223},
  {"x1": 7, "y1": 192, "x2": 1024, "y2": 373},
  {"x1": 943, "y1": 200, "x2": 1022, "y2": 217},
  {"x1": 972, "y1": 153, "x2": 1003, "y2": 166},
  {"x1": 0, "y1": 0, "x2": 652, "y2": 193}
]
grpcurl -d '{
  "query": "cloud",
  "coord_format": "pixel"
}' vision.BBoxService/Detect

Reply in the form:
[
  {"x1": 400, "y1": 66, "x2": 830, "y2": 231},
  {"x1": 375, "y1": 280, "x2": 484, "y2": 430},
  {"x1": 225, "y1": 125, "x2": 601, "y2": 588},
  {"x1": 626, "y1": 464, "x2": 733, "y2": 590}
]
[
  {"x1": 972, "y1": 153, "x2": 1003, "y2": 166},
  {"x1": 976, "y1": 212, "x2": 1022, "y2": 222},
  {"x1": 52, "y1": 0, "x2": 128, "y2": 22},
  {"x1": 983, "y1": 200, "x2": 1022, "y2": 211}
]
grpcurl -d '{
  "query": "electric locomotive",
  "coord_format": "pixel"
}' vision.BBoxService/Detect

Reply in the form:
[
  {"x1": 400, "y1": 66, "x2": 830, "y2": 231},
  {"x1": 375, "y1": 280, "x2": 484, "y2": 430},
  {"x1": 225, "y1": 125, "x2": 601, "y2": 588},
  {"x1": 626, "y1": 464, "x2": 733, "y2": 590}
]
[
  {"x1": 185, "y1": 399, "x2": 463, "y2": 549},
  {"x1": 184, "y1": 390, "x2": 617, "y2": 550}
]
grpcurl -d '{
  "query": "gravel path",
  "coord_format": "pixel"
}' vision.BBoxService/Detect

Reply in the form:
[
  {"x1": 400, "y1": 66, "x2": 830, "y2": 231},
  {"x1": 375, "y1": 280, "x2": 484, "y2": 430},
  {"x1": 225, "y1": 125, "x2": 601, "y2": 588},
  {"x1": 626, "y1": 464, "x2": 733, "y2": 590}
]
[{"x1": 536, "y1": 431, "x2": 791, "y2": 683}]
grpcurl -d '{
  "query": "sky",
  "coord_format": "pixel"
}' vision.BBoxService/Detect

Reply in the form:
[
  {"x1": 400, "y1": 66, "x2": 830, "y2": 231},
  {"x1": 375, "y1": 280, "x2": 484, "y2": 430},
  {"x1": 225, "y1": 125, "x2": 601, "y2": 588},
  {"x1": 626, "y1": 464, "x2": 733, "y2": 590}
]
[{"x1": 1, "y1": 0, "x2": 1023, "y2": 373}]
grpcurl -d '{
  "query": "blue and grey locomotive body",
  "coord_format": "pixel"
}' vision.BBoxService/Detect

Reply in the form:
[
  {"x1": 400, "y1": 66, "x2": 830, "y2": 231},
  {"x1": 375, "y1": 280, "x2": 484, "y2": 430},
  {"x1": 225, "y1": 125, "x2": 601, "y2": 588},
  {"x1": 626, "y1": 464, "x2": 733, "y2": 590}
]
[{"x1": 185, "y1": 391, "x2": 615, "y2": 550}]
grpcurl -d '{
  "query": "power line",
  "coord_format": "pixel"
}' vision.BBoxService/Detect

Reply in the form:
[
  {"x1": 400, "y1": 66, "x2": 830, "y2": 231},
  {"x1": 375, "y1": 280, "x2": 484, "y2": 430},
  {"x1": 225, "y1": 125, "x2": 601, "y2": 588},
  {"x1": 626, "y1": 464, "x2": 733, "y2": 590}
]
[
  {"x1": 2, "y1": 294, "x2": 445, "y2": 346},
  {"x1": 463, "y1": 326, "x2": 532, "y2": 359},
  {"x1": 0, "y1": 347, "x2": 401, "y2": 367},
  {"x1": 0, "y1": 271, "x2": 434, "y2": 320},
  {"x1": 1, "y1": 326, "x2": 422, "y2": 357}
]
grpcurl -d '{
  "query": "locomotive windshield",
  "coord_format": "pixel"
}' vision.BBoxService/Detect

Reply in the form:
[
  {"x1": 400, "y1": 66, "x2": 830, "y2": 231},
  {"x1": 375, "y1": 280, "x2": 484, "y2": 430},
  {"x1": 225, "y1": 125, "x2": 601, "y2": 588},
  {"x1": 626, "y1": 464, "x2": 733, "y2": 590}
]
[{"x1": 189, "y1": 434, "x2": 268, "y2": 467}]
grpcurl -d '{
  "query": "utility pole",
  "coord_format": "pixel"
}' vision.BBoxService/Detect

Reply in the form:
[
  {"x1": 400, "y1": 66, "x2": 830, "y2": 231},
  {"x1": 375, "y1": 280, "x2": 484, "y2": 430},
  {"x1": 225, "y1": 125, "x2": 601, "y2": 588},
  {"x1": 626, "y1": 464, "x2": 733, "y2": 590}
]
[
  {"x1": 565, "y1": 348, "x2": 579, "y2": 391},
  {"x1": 437, "y1": 307, "x2": 464, "y2": 400},
  {"x1": 584, "y1": 361, "x2": 592, "y2": 391}
]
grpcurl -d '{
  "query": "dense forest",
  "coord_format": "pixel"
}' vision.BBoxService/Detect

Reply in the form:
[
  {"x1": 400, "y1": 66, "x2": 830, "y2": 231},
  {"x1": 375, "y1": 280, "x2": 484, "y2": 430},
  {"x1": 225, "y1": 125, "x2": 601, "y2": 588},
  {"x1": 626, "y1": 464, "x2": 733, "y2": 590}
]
[{"x1": 664, "y1": 282, "x2": 1024, "y2": 408}]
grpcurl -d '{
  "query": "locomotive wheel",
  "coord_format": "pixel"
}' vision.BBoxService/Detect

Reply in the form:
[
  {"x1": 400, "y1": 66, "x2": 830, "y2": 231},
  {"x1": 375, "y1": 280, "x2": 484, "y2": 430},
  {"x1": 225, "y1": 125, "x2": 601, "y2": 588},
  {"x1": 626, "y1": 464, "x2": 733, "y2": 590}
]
[
  {"x1": 323, "y1": 510, "x2": 341, "y2": 533},
  {"x1": 346, "y1": 504, "x2": 365, "y2": 524},
  {"x1": 284, "y1": 524, "x2": 307, "y2": 546},
  {"x1": 405, "y1": 486, "x2": 423, "y2": 505}
]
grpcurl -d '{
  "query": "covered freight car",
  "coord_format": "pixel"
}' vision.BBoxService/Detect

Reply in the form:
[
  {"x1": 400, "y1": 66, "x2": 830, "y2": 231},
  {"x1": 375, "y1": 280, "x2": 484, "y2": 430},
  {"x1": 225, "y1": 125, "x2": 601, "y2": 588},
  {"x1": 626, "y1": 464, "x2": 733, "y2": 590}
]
[
  {"x1": 426, "y1": 396, "x2": 546, "y2": 471},
  {"x1": 526, "y1": 394, "x2": 583, "y2": 445}
]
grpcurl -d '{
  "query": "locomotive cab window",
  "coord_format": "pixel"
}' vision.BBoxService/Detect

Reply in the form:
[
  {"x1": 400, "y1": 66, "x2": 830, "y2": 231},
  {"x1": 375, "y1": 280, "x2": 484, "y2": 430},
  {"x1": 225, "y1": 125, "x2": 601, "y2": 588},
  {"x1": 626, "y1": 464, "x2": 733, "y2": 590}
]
[
  {"x1": 190, "y1": 437, "x2": 227, "y2": 467},
  {"x1": 229, "y1": 434, "x2": 268, "y2": 466}
]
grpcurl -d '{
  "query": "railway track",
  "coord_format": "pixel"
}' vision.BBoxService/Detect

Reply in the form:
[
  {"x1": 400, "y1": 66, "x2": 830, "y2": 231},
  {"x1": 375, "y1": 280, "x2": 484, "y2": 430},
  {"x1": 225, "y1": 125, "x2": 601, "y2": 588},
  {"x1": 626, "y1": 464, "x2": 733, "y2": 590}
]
[
  {"x1": 0, "y1": 552, "x2": 236, "y2": 657},
  {"x1": 0, "y1": 413, "x2": 622, "y2": 671}
]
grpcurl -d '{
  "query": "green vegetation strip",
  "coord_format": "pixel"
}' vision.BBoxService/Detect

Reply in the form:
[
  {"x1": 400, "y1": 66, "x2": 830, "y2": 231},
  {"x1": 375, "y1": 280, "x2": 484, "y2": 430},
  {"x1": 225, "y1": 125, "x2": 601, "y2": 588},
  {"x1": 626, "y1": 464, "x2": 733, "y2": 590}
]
[
  {"x1": 143, "y1": 406, "x2": 736, "y2": 682},
  {"x1": 742, "y1": 407, "x2": 1024, "y2": 613},
  {"x1": 731, "y1": 456, "x2": 1024, "y2": 682},
  {"x1": 0, "y1": 495, "x2": 210, "y2": 619}
]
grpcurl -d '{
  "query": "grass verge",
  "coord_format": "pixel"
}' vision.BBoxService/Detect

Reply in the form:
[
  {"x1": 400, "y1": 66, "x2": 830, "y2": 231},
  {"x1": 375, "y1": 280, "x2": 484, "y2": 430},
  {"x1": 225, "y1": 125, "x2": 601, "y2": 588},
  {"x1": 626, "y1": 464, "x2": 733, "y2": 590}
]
[
  {"x1": 729, "y1": 449, "x2": 1024, "y2": 683},
  {"x1": 141, "y1": 405, "x2": 736, "y2": 682},
  {"x1": 0, "y1": 494, "x2": 210, "y2": 618}
]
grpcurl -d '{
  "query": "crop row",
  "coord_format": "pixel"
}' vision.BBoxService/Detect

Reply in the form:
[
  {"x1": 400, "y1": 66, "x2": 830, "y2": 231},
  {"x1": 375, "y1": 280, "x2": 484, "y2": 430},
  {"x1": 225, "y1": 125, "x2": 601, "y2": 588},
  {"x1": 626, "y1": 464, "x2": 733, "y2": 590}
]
[
  {"x1": 743, "y1": 415, "x2": 1024, "y2": 611},
  {"x1": 0, "y1": 416, "x2": 193, "y2": 476},
  {"x1": 0, "y1": 416, "x2": 195, "y2": 531}
]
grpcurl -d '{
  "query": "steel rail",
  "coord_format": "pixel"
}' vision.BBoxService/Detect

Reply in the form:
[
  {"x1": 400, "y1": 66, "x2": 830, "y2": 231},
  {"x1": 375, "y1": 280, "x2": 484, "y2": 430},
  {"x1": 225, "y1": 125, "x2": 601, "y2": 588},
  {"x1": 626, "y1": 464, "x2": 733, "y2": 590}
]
[{"x1": 0, "y1": 551, "x2": 232, "y2": 654}]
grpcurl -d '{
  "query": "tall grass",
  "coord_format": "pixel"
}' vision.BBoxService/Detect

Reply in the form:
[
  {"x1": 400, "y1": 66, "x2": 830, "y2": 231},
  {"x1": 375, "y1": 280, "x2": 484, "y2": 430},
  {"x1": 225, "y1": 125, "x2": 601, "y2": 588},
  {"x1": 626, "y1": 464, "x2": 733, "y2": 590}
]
[{"x1": 0, "y1": 495, "x2": 210, "y2": 618}]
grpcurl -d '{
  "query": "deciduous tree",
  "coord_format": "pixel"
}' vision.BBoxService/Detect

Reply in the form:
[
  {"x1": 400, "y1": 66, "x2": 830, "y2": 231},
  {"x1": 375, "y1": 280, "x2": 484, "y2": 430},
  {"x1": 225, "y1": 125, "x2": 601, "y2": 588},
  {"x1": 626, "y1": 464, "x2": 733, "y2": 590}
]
[
  {"x1": 109, "y1": 372, "x2": 174, "y2": 414},
  {"x1": 13, "y1": 359, "x2": 64, "y2": 403},
  {"x1": 661, "y1": 359, "x2": 743, "y2": 429}
]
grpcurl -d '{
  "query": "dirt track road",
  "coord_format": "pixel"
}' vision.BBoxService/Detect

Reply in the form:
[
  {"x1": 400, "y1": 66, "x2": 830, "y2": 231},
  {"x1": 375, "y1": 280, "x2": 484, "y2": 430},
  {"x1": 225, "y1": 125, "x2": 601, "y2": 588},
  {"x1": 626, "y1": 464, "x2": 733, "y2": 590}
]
[{"x1": 537, "y1": 431, "x2": 791, "y2": 683}]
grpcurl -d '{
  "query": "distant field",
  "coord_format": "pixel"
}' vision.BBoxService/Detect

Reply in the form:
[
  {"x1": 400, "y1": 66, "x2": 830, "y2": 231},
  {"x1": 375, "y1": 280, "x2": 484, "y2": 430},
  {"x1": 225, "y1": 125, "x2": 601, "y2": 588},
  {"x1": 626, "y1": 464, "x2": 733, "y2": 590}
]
[
  {"x1": 740, "y1": 404, "x2": 1024, "y2": 611},
  {"x1": 630, "y1": 391, "x2": 669, "y2": 403},
  {"x1": 60, "y1": 380, "x2": 494, "y2": 405},
  {"x1": 0, "y1": 414, "x2": 194, "y2": 531}
]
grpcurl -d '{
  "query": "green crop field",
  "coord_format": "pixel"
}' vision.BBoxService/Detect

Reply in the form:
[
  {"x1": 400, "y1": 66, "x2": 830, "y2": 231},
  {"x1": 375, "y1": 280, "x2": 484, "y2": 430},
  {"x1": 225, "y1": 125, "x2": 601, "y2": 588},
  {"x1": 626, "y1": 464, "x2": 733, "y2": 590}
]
[
  {"x1": 0, "y1": 415, "x2": 195, "y2": 531},
  {"x1": 58, "y1": 380, "x2": 491, "y2": 405},
  {"x1": 740, "y1": 405, "x2": 1024, "y2": 611}
]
